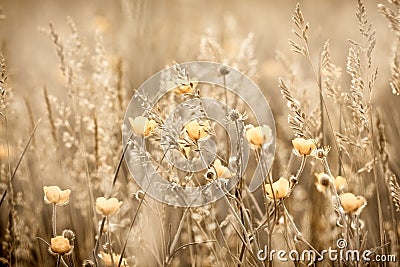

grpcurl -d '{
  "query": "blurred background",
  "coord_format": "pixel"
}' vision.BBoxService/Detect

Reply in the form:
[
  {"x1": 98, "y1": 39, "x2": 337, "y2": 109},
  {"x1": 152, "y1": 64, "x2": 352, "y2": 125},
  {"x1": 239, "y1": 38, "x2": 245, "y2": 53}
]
[{"x1": 0, "y1": 0, "x2": 393, "y2": 97}]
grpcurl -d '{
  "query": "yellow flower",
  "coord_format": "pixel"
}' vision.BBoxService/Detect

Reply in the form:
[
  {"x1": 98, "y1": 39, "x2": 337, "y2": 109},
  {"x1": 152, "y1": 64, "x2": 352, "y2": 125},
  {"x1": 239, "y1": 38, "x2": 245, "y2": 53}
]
[
  {"x1": 184, "y1": 120, "x2": 211, "y2": 141},
  {"x1": 245, "y1": 125, "x2": 272, "y2": 149},
  {"x1": 95, "y1": 197, "x2": 123, "y2": 216},
  {"x1": 315, "y1": 173, "x2": 347, "y2": 192},
  {"x1": 173, "y1": 80, "x2": 198, "y2": 95},
  {"x1": 50, "y1": 236, "x2": 73, "y2": 255},
  {"x1": 128, "y1": 116, "x2": 157, "y2": 137},
  {"x1": 334, "y1": 176, "x2": 347, "y2": 191},
  {"x1": 99, "y1": 251, "x2": 129, "y2": 267},
  {"x1": 292, "y1": 137, "x2": 316, "y2": 156},
  {"x1": 43, "y1": 186, "x2": 71, "y2": 206},
  {"x1": 265, "y1": 177, "x2": 290, "y2": 200},
  {"x1": 213, "y1": 159, "x2": 233, "y2": 178},
  {"x1": 340, "y1": 193, "x2": 367, "y2": 213}
]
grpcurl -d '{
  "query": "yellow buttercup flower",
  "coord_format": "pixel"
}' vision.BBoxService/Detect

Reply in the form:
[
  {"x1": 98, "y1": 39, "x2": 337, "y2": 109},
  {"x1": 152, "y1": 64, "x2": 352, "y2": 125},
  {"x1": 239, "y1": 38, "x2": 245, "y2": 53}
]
[
  {"x1": 292, "y1": 137, "x2": 316, "y2": 156},
  {"x1": 184, "y1": 120, "x2": 211, "y2": 141},
  {"x1": 245, "y1": 125, "x2": 272, "y2": 149},
  {"x1": 334, "y1": 176, "x2": 347, "y2": 191},
  {"x1": 265, "y1": 177, "x2": 290, "y2": 200},
  {"x1": 50, "y1": 236, "x2": 73, "y2": 255},
  {"x1": 99, "y1": 251, "x2": 129, "y2": 267},
  {"x1": 173, "y1": 80, "x2": 198, "y2": 95},
  {"x1": 128, "y1": 116, "x2": 157, "y2": 137},
  {"x1": 43, "y1": 186, "x2": 71, "y2": 206},
  {"x1": 95, "y1": 197, "x2": 123, "y2": 216},
  {"x1": 340, "y1": 193, "x2": 367, "y2": 213},
  {"x1": 315, "y1": 173, "x2": 348, "y2": 192},
  {"x1": 213, "y1": 159, "x2": 233, "y2": 178}
]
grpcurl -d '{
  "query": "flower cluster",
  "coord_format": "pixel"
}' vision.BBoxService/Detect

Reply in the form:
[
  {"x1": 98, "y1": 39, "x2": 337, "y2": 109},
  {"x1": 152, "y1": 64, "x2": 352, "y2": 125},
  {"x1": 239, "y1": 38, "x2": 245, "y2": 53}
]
[{"x1": 43, "y1": 186, "x2": 75, "y2": 258}]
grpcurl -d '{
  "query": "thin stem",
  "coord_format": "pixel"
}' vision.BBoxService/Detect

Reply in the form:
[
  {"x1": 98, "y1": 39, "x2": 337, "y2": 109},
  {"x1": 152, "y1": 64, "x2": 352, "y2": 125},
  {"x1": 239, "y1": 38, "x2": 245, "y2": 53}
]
[
  {"x1": 169, "y1": 241, "x2": 217, "y2": 261},
  {"x1": 52, "y1": 204, "x2": 57, "y2": 237},
  {"x1": 166, "y1": 208, "x2": 191, "y2": 265},
  {"x1": 231, "y1": 119, "x2": 245, "y2": 264},
  {"x1": 244, "y1": 185, "x2": 263, "y2": 220},
  {"x1": 93, "y1": 216, "x2": 106, "y2": 267},
  {"x1": 354, "y1": 214, "x2": 360, "y2": 250},
  {"x1": 56, "y1": 255, "x2": 61, "y2": 267},
  {"x1": 223, "y1": 71, "x2": 230, "y2": 158},
  {"x1": 282, "y1": 203, "x2": 322, "y2": 258},
  {"x1": 281, "y1": 203, "x2": 297, "y2": 262},
  {"x1": 287, "y1": 155, "x2": 307, "y2": 197},
  {"x1": 322, "y1": 156, "x2": 349, "y2": 242},
  {"x1": 118, "y1": 142, "x2": 174, "y2": 267},
  {"x1": 235, "y1": 194, "x2": 261, "y2": 265},
  {"x1": 0, "y1": 119, "x2": 41, "y2": 207},
  {"x1": 338, "y1": 104, "x2": 343, "y2": 176},
  {"x1": 168, "y1": 208, "x2": 189, "y2": 258},
  {"x1": 109, "y1": 134, "x2": 132, "y2": 197},
  {"x1": 107, "y1": 216, "x2": 115, "y2": 267},
  {"x1": 186, "y1": 211, "x2": 196, "y2": 267},
  {"x1": 369, "y1": 113, "x2": 384, "y2": 249},
  {"x1": 302, "y1": 28, "x2": 347, "y2": 179},
  {"x1": 318, "y1": 50, "x2": 324, "y2": 147}
]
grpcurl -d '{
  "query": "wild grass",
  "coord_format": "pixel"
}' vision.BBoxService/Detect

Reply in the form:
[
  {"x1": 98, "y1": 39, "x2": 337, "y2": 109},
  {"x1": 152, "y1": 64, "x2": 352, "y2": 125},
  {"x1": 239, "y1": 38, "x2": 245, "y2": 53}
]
[{"x1": 0, "y1": 0, "x2": 400, "y2": 266}]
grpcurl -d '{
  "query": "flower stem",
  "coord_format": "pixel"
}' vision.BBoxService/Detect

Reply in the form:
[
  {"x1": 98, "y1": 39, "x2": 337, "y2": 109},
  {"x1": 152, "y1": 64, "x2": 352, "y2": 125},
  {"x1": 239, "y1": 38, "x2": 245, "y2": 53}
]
[
  {"x1": 56, "y1": 255, "x2": 61, "y2": 267},
  {"x1": 93, "y1": 216, "x2": 106, "y2": 267},
  {"x1": 322, "y1": 156, "x2": 349, "y2": 241},
  {"x1": 287, "y1": 155, "x2": 307, "y2": 196},
  {"x1": 52, "y1": 204, "x2": 57, "y2": 237},
  {"x1": 282, "y1": 203, "x2": 322, "y2": 258},
  {"x1": 107, "y1": 216, "x2": 115, "y2": 267}
]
